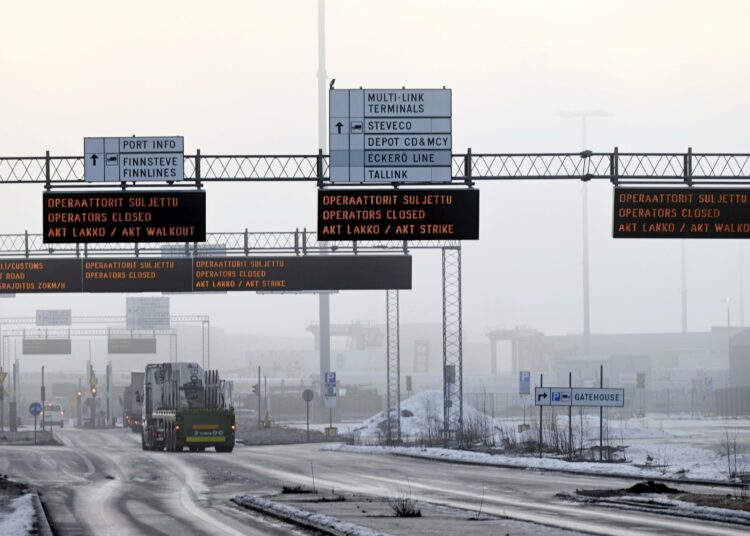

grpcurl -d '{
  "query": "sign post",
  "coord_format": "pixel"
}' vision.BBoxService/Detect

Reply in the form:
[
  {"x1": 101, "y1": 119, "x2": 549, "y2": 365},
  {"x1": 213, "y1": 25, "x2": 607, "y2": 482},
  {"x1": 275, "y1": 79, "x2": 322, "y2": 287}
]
[
  {"x1": 29, "y1": 401, "x2": 42, "y2": 445},
  {"x1": 302, "y1": 389, "x2": 314, "y2": 442},
  {"x1": 538, "y1": 374, "x2": 543, "y2": 459},
  {"x1": 324, "y1": 371, "x2": 337, "y2": 437},
  {"x1": 0, "y1": 372, "x2": 6, "y2": 432},
  {"x1": 519, "y1": 371, "x2": 531, "y2": 431},
  {"x1": 534, "y1": 375, "x2": 624, "y2": 460}
]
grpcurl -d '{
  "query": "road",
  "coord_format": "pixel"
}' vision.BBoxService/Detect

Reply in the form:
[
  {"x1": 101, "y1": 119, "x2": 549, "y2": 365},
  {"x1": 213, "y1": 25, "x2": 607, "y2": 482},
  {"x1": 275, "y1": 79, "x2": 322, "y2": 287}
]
[{"x1": 1, "y1": 427, "x2": 747, "y2": 535}]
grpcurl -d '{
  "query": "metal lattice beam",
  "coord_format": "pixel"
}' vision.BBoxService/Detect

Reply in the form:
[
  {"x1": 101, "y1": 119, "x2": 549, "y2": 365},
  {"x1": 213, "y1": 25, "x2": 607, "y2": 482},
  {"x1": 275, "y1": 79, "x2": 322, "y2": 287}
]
[
  {"x1": 0, "y1": 230, "x2": 457, "y2": 258},
  {"x1": 2, "y1": 150, "x2": 750, "y2": 184},
  {"x1": 385, "y1": 289, "x2": 401, "y2": 445},
  {"x1": 442, "y1": 246, "x2": 463, "y2": 447}
]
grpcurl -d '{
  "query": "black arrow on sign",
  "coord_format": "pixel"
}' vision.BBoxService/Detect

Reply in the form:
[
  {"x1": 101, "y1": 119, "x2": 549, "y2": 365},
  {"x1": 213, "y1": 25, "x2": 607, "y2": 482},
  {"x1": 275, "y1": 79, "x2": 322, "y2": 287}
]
[
  {"x1": 90, "y1": 154, "x2": 99, "y2": 166},
  {"x1": 537, "y1": 392, "x2": 547, "y2": 401},
  {"x1": 335, "y1": 121, "x2": 343, "y2": 134}
]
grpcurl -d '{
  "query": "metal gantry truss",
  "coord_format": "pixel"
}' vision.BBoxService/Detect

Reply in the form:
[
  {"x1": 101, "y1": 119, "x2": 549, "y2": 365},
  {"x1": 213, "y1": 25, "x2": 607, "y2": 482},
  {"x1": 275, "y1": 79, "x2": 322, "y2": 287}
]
[
  {"x1": 385, "y1": 289, "x2": 401, "y2": 445},
  {"x1": 2, "y1": 149, "x2": 750, "y2": 185},
  {"x1": 442, "y1": 247, "x2": 463, "y2": 447},
  {"x1": 0, "y1": 230, "x2": 457, "y2": 258},
  {"x1": 0, "y1": 315, "x2": 211, "y2": 369}
]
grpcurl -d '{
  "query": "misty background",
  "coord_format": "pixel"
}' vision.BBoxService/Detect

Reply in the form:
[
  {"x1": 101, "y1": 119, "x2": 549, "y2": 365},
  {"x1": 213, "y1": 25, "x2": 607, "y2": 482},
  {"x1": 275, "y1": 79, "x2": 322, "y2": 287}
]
[{"x1": 1, "y1": 0, "x2": 749, "y2": 373}]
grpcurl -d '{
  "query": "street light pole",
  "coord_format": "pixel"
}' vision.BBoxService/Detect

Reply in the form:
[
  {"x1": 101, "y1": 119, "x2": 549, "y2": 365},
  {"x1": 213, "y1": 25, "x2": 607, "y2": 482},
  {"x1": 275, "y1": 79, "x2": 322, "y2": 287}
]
[
  {"x1": 724, "y1": 298, "x2": 731, "y2": 357},
  {"x1": 555, "y1": 110, "x2": 613, "y2": 356}
]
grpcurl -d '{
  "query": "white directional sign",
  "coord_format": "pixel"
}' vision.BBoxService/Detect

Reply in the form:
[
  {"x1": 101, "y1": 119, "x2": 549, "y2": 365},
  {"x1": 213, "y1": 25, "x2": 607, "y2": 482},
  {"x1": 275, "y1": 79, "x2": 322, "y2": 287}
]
[
  {"x1": 329, "y1": 88, "x2": 452, "y2": 183},
  {"x1": 535, "y1": 387, "x2": 624, "y2": 407},
  {"x1": 36, "y1": 309, "x2": 72, "y2": 326},
  {"x1": 84, "y1": 136, "x2": 184, "y2": 182},
  {"x1": 126, "y1": 297, "x2": 170, "y2": 330},
  {"x1": 571, "y1": 388, "x2": 625, "y2": 407}
]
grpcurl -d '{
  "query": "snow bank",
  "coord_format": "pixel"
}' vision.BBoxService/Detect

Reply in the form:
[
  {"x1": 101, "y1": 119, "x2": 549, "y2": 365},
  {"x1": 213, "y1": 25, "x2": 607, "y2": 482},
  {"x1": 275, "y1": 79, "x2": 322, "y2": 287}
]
[
  {"x1": 324, "y1": 443, "x2": 734, "y2": 483},
  {"x1": 0, "y1": 494, "x2": 35, "y2": 536},
  {"x1": 352, "y1": 390, "x2": 489, "y2": 438},
  {"x1": 233, "y1": 495, "x2": 388, "y2": 536}
]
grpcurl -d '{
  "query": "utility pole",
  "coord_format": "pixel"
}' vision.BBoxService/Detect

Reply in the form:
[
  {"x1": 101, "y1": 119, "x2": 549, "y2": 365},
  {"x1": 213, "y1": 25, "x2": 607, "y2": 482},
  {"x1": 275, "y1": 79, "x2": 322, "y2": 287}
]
[
  {"x1": 555, "y1": 111, "x2": 613, "y2": 356},
  {"x1": 257, "y1": 366, "x2": 262, "y2": 430},
  {"x1": 724, "y1": 298, "x2": 732, "y2": 356},
  {"x1": 76, "y1": 378, "x2": 82, "y2": 428},
  {"x1": 317, "y1": 0, "x2": 331, "y2": 408},
  {"x1": 263, "y1": 375, "x2": 268, "y2": 425},
  {"x1": 739, "y1": 245, "x2": 745, "y2": 327},
  {"x1": 41, "y1": 366, "x2": 46, "y2": 431},
  {"x1": 681, "y1": 241, "x2": 688, "y2": 333}
]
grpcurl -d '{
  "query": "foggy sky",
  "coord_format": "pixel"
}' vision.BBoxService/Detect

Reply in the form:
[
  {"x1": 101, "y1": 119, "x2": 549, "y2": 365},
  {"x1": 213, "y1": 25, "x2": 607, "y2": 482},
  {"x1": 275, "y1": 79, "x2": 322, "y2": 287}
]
[{"x1": 1, "y1": 0, "x2": 749, "y2": 349}]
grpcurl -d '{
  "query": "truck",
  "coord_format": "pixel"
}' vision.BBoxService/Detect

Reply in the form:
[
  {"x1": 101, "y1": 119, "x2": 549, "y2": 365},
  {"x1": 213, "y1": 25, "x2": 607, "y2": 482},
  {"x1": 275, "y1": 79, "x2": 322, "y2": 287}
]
[
  {"x1": 123, "y1": 371, "x2": 145, "y2": 432},
  {"x1": 140, "y1": 362, "x2": 235, "y2": 452}
]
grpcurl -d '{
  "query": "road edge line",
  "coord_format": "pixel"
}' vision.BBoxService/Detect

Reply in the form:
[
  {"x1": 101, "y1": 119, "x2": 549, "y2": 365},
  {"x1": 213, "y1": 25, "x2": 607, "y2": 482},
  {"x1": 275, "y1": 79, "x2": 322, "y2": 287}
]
[{"x1": 32, "y1": 490, "x2": 54, "y2": 536}]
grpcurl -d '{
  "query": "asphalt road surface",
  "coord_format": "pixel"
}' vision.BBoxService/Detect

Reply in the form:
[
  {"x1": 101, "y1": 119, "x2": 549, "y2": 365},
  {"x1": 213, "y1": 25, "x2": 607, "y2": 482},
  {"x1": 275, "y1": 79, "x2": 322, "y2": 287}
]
[{"x1": 1, "y1": 427, "x2": 747, "y2": 535}]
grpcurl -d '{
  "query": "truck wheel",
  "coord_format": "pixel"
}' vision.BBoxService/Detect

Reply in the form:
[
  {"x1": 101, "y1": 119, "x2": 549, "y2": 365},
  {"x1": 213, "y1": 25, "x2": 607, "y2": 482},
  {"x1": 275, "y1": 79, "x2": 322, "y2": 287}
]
[{"x1": 216, "y1": 445, "x2": 234, "y2": 453}]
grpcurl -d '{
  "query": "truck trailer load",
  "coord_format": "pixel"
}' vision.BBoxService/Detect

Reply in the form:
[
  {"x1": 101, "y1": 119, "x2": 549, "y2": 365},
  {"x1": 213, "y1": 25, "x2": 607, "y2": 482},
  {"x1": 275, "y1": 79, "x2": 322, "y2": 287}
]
[
  {"x1": 140, "y1": 362, "x2": 235, "y2": 453},
  {"x1": 123, "y1": 371, "x2": 145, "y2": 432}
]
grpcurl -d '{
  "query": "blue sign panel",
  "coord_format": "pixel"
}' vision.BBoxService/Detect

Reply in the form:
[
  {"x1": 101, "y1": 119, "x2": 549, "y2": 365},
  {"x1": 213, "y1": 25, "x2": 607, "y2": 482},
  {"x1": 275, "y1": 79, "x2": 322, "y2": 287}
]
[
  {"x1": 29, "y1": 401, "x2": 42, "y2": 416},
  {"x1": 519, "y1": 371, "x2": 531, "y2": 395}
]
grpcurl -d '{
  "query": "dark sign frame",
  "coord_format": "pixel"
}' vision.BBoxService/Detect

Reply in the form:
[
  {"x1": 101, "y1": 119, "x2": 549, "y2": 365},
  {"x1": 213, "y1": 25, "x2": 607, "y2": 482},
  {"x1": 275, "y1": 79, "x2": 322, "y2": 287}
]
[
  {"x1": 0, "y1": 255, "x2": 411, "y2": 294},
  {"x1": 43, "y1": 191, "x2": 206, "y2": 243},
  {"x1": 318, "y1": 188, "x2": 479, "y2": 241},
  {"x1": 614, "y1": 187, "x2": 750, "y2": 239}
]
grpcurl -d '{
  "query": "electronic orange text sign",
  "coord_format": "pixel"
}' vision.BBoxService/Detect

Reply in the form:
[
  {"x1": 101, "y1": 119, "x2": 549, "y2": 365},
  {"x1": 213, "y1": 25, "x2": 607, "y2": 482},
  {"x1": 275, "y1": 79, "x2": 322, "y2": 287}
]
[
  {"x1": 318, "y1": 189, "x2": 479, "y2": 241},
  {"x1": 0, "y1": 256, "x2": 411, "y2": 293},
  {"x1": 43, "y1": 191, "x2": 205, "y2": 243},
  {"x1": 613, "y1": 187, "x2": 750, "y2": 238}
]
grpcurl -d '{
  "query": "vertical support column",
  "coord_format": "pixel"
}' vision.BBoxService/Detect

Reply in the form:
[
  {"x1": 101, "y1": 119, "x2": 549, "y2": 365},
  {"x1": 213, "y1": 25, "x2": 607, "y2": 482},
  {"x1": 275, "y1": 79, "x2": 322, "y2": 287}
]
[
  {"x1": 386, "y1": 289, "x2": 401, "y2": 445},
  {"x1": 489, "y1": 337, "x2": 497, "y2": 376},
  {"x1": 442, "y1": 246, "x2": 463, "y2": 448},
  {"x1": 319, "y1": 293, "x2": 331, "y2": 399},
  {"x1": 681, "y1": 241, "x2": 688, "y2": 333}
]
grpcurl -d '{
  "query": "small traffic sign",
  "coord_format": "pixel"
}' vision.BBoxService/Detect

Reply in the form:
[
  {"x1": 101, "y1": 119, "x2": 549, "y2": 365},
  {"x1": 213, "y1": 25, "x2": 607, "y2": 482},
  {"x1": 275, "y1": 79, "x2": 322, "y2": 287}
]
[
  {"x1": 302, "y1": 389, "x2": 314, "y2": 402},
  {"x1": 550, "y1": 388, "x2": 572, "y2": 406},
  {"x1": 29, "y1": 402, "x2": 42, "y2": 416},
  {"x1": 519, "y1": 371, "x2": 531, "y2": 395}
]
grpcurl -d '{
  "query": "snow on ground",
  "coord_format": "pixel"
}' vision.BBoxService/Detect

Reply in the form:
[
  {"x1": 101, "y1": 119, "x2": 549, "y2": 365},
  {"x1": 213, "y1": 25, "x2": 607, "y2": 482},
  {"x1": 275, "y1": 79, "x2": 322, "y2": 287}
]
[
  {"x1": 352, "y1": 390, "x2": 488, "y2": 439},
  {"x1": 352, "y1": 391, "x2": 674, "y2": 442},
  {"x1": 324, "y1": 443, "x2": 741, "y2": 483},
  {"x1": 0, "y1": 493, "x2": 35, "y2": 536},
  {"x1": 566, "y1": 493, "x2": 750, "y2": 526}
]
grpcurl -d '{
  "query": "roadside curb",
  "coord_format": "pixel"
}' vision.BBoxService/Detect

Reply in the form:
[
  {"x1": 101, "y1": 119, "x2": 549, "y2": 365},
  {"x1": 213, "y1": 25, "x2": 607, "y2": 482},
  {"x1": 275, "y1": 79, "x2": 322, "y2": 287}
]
[
  {"x1": 32, "y1": 491, "x2": 54, "y2": 536},
  {"x1": 332, "y1": 446, "x2": 746, "y2": 489},
  {"x1": 231, "y1": 495, "x2": 389, "y2": 536}
]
